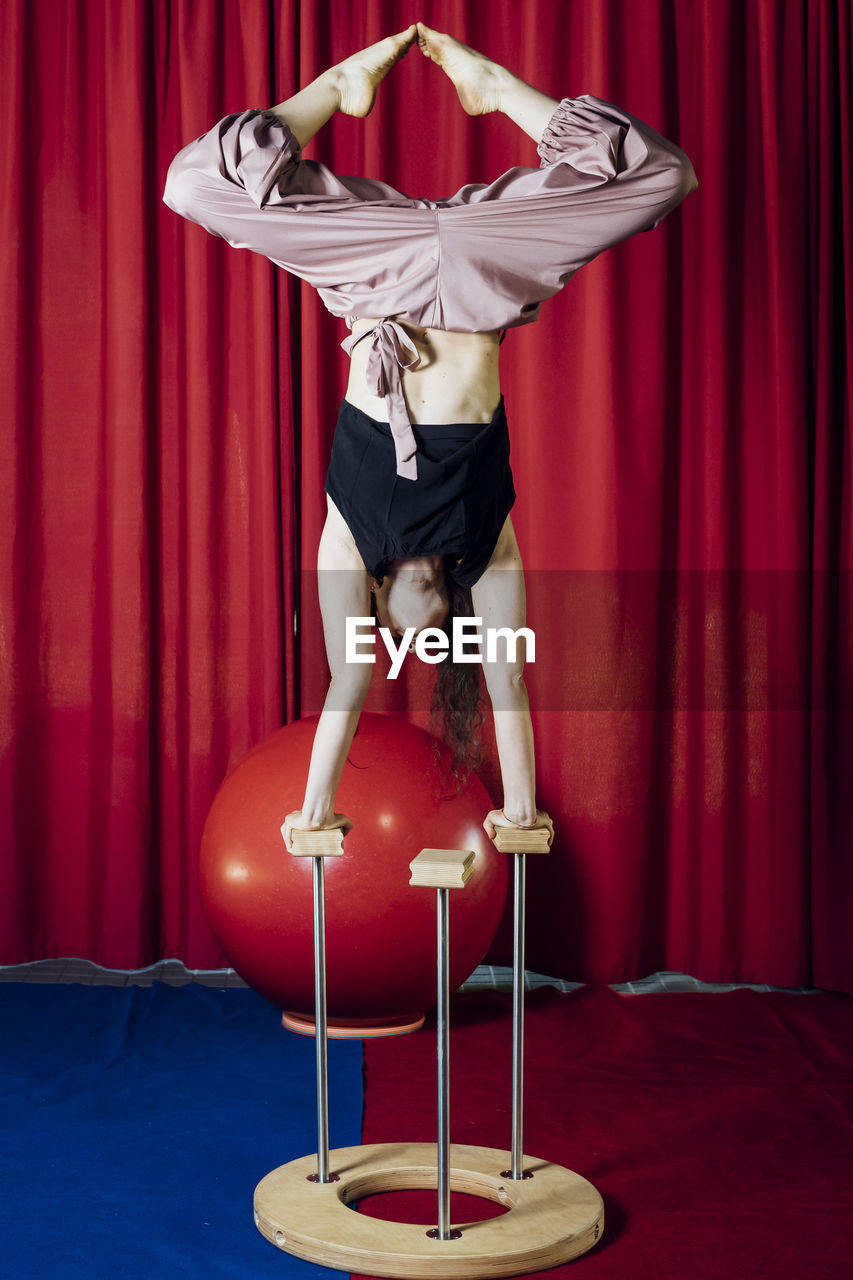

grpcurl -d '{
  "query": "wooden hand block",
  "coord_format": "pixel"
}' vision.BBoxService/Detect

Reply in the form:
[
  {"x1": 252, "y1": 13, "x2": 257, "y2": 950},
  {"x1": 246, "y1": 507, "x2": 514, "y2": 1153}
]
[
  {"x1": 285, "y1": 827, "x2": 346, "y2": 858},
  {"x1": 409, "y1": 848, "x2": 475, "y2": 889},
  {"x1": 492, "y1": 827, "x2": 552, "y2": 855}
]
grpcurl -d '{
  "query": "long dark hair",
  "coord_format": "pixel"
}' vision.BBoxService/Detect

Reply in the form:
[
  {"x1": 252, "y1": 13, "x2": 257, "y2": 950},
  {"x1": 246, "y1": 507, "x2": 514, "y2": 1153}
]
[
  {"x1": 371, "y1": 556, "x2": 485, "y2": 780},
  {"x1": 429, "y1": 564, "x2": 485, "y2": 781}
]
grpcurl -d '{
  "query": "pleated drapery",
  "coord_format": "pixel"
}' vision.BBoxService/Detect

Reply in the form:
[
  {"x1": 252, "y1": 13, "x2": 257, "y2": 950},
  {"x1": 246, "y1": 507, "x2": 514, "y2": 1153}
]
[{"x1": 2, "y1": 0, "x2": 850, "y2": 990}]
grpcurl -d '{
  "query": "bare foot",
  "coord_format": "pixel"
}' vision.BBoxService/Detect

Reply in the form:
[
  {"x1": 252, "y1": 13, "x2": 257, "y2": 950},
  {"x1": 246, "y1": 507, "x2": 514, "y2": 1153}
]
[
  {"x1": 416, "y1": 22, "x2": 509, "y2": 114},
  {"x1": 331, "y1": 26, "x2": 418, "y2": 117}
]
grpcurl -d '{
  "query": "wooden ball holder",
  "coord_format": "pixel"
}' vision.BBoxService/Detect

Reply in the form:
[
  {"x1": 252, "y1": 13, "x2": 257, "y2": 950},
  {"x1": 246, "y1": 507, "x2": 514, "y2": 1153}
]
[{"x1": 255, "y1": 825, "x2": 604, "y2": 1277}]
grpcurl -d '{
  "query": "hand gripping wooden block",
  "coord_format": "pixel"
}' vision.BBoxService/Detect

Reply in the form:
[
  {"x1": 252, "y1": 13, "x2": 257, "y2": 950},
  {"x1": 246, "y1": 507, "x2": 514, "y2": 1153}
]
[
  {"x1": 491, "y1": 827, "x2": 551, "y2": 855},
  {"x1": 287, "y1": 828, "x2": 346, "y2": 858},
  {"x1": 409, "y1": 848, "x2": 475, "y2": 890}
]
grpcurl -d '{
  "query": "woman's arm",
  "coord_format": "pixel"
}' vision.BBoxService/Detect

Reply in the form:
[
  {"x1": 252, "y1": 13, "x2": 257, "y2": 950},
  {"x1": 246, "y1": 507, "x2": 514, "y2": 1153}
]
[
  {"x1": 471, "y1": 516, "x2": 553, "y2": 843},
  {"x1": 282, "y1": 501, "x2": 373, "y2": 847}
]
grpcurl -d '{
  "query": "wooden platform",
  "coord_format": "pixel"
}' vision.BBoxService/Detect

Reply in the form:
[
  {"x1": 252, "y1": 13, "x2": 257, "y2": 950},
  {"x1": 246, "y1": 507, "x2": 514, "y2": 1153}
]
[{"x1": 254, "y1": 1141, "x2": 604, "y2": 1278}]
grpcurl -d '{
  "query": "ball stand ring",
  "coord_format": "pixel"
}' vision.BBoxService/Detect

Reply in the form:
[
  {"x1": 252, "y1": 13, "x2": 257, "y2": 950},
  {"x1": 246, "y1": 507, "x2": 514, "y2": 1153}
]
[{"x1": 254, "y1": 1141, "x2": 604, "y2": 1279}]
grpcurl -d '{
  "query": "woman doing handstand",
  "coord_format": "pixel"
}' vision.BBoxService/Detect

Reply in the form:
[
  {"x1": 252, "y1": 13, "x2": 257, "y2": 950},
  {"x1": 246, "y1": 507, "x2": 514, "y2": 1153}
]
[{"x1": 164, "y1": 23, "x2": 697, "y2": 848}]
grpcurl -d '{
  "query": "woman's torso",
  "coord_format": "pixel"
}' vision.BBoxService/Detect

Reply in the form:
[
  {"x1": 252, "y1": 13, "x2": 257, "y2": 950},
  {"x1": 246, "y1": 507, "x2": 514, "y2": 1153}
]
[{"x1": 345, "y1": 318, "x2": 502, "y2": 424}]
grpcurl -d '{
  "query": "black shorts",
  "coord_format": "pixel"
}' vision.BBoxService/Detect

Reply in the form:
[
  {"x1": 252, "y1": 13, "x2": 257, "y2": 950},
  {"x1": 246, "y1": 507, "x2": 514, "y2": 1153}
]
[{"x1": 324, "y1": 398, "x2": 516, "y2": 588}]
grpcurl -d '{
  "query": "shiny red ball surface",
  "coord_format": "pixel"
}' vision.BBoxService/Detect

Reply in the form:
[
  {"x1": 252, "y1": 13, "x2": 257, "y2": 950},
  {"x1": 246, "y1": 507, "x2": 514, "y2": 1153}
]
[{"x1": 199, "y1": 715, "x2": 507, "y2": 1031}]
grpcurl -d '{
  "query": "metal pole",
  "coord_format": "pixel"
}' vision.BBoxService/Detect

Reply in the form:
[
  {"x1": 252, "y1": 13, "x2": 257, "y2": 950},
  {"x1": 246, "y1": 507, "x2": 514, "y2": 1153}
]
[
  {"x1": 436, "y1": 886, "x2": 451, "y2": 1238},
  {"x1": 313, "y1": 856, "x2": 330, "y2": 1183},
  {"x1": 511, "y1": 853, "x2": 527, "y2": 1180}
]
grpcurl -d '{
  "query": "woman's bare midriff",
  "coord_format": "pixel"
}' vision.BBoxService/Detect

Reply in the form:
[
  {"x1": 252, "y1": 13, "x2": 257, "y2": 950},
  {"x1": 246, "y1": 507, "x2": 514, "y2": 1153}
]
[{"x1": 345, "y1": 318, "x2": 502, "y2": 424}]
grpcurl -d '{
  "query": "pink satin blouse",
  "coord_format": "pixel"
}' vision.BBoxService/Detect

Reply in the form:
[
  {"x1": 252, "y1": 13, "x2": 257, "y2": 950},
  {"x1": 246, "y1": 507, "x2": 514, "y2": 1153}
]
[{"x1": 164, "y1": 95, "x2": 697, "y2": 477}]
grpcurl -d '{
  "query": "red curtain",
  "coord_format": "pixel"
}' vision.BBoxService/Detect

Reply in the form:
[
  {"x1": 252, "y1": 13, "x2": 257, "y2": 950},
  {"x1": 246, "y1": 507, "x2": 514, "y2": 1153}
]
[{"x1": 2, "y1": 0, "x2": 850, "y2": 990}]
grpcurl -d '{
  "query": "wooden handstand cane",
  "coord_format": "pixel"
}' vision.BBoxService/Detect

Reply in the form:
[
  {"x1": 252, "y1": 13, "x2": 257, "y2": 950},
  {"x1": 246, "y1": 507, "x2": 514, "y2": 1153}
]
[
  {"x1": 409, "y1": 847, "x2": 476, "y2": 1240},
  {"x1": 254, "y1": 826, "x2": 604, "y2": 1278},
  {"x1": 490, "y1": 824, "x2": 552, "y2": 1179},
  {"x1": 287, "y1": 826, "x2": 347, "y2": 1185}
]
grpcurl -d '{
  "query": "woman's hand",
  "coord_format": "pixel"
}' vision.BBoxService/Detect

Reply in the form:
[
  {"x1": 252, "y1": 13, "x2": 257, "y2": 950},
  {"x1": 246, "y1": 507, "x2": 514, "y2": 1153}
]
[
  {"x1": 281, "y1": 810, "x2": 353, "y2": 852},
  {"x1": 483, "y1": 808, "x2": 554, "y2": 847}
]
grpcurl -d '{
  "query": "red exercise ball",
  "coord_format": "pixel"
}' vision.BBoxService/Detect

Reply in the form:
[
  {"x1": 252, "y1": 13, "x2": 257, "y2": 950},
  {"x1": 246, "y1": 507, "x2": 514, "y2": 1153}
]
[{"x1": 199, "y1": 714, "x2": 508, "y2": 1035}]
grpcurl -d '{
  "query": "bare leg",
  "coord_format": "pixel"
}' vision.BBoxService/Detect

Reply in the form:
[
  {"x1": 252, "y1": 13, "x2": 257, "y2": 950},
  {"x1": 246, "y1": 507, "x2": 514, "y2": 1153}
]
[
  {"x1": 270, "y1": 25, "x2": 418, "y2": 148},
  {"x1": 416, "y1": 23, "x2": 558, "y2": 144}
]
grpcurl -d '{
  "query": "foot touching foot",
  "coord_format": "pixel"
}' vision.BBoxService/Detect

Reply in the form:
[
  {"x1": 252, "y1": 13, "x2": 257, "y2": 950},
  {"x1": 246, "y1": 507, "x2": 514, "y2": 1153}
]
[
  {"x1": 416, "y1": 23, "x2": 508, "y2": 115},
  {"x1": 332, "y1": 26, "x2": 418, "y2": 117}
]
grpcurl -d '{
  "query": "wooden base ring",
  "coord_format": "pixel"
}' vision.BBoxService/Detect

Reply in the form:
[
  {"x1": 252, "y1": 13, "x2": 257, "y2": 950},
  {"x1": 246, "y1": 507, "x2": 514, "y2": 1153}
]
[{"x1": 254, "y1": 1142, "x2": 604, "y2": 1278}]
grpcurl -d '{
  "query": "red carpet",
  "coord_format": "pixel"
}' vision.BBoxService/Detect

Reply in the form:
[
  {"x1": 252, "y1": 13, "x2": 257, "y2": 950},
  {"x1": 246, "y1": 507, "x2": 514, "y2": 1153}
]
[{"x1": 355, "y1": 986, "x2": 853, "y2": 1280}]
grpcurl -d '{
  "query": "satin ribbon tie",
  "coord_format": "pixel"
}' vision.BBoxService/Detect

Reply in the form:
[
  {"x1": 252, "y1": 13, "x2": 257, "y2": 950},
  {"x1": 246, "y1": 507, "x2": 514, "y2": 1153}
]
[{"x1": 341, "y1": 319, "x2": 422, "y2": 480}]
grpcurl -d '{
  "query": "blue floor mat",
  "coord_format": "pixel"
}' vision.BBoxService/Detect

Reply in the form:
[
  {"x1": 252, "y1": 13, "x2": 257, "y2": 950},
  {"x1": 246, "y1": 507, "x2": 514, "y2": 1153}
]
[{"x1": 0, "y1": 983, "x2": 364, "y2": 1279}]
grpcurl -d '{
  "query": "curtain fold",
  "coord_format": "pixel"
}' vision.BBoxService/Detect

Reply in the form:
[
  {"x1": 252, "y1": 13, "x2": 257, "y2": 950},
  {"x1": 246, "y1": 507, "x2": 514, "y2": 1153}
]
[
  {"x1": 808, "y1": 0, "x2": 853, "y2": 992},
  {"x1": 1, "y1": 0, "x2": 850, "y2": 989}
]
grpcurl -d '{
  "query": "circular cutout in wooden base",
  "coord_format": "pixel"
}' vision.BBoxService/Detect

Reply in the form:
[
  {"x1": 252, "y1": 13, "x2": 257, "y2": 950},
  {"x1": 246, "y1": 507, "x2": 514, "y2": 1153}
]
[{"x1": 254, "y1": 1142, "x2": 604, "y2": 1279}]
